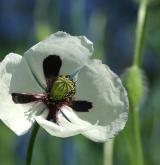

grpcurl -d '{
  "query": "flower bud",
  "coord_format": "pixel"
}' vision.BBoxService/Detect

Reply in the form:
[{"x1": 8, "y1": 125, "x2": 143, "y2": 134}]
[{"x1": 122, "y1": 65, "x2": 147, "y2": 111}]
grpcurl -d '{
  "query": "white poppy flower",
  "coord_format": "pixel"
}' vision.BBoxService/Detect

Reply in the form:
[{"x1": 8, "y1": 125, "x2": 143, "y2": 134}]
[{"x1": 0, "y1": 31, "x2": 128, "y2": 142}]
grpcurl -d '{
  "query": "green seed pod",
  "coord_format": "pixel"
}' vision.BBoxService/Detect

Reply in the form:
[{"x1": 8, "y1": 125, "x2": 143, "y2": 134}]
[
  {"x1": 122, "y1": 65, "x2": 146, "y2": 111},
  {"x1": 51, "y1": 75, "x2": 75, "y2": 101}
]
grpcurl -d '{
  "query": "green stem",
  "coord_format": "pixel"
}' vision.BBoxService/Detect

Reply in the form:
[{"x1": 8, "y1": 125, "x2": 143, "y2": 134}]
[
  {"x1": 26, "y1": 123, "x2": 40, "y2": 165},
  {"x1": 130, "y1": 0, "x2": 149, "y2": 164},
  {"x1": 123, "y1": 111, "x2": 144, "y2": 165},
  {"x1": 132, "y1": 110, "x2": 144, "y2": 165},
  {"x1": 123, "y1": 128, "x2": 135, "y2": 165},
  {"x1": 103, "y1": 139, "x2": 114, "y2": 165},
  {"x1": 133, "y1": 0, "x2": 148, "y2": 67}
]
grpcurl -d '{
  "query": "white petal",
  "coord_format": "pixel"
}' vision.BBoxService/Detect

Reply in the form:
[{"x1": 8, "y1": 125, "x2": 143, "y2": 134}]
[
  {"x1": 35, "y1": 106, "x2": 93, "y2": 138},
  {"x1": 9, "y1": 55, "x2": 45, "y2": 94},
  {"x1": 23, "y1": 31, "x2": 94, "y2": 87},
  {"x1": 35, "y1": 115, "x2": 82, "y2": 138},
  {"x1": 82, "y1": 112, "x2": 128, "y2": 142},
  {"x1": 60, "y1": 105, "x2": 91, "y2": 126},
  {"x1": 61, "y1": 106, "x2": 127, "y2": 142},
  {"x1": 74, "y1": 59, "x2": 128, "y2": 141},
  {"x1": 0, "y1": 53, "x2": 46, "y2": 135}
]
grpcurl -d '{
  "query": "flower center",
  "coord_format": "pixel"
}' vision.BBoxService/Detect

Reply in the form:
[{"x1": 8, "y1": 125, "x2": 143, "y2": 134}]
[{"x1": 51, "y1": 75, "x2": 75, "y2": 101}]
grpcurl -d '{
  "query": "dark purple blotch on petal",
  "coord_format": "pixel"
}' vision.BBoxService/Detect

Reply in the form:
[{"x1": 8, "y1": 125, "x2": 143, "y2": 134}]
[
  {"x1": 46, "y1": 103, "x2": 58, "y2": 122},
  {"x1": 12, "y1": 93, "x2": 45, "y2": 104},
  {"x1": 72, "y1": 100, "x2": 92, "y2": 112},
  {"x1": 43, "y1": 55, "x2": 62, "y2": 79}
]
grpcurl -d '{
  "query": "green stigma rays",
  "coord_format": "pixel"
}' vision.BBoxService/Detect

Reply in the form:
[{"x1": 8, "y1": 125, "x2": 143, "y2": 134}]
[{"x1": 51, "y1": 75, "x2": 76, "y2": 101}]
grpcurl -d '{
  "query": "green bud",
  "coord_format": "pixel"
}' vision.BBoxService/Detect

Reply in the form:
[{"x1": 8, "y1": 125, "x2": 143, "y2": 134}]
[
  {"x1": 122, "y1": 65, "x2": 144, "y2": 111},
  {"x1": 51, "y1": 75, "x2": 75, "y2": 101}
]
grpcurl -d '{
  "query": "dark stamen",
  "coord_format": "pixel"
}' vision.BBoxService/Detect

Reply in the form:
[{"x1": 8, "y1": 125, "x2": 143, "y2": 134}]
[
  {"x1": 72, "y1": 100, "x2": 92, "y2": 112},
  {"x1": 43, "y1": 55, "x2": 62, "y2": 79},
  {"x1": 12, "y1": 93, "x2": 45, "y2": 104}
]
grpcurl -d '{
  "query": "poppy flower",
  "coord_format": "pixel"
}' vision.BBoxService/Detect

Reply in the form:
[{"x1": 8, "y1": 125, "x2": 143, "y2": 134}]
[{"x1": 0, "y1": 31, "x2": 128, "y2": 142}]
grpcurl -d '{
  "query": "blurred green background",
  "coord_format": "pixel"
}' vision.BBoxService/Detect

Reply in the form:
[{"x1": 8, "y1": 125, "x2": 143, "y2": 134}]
[{"x1": 0, "y1": 0, "x2": 160, "y2": 165}]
